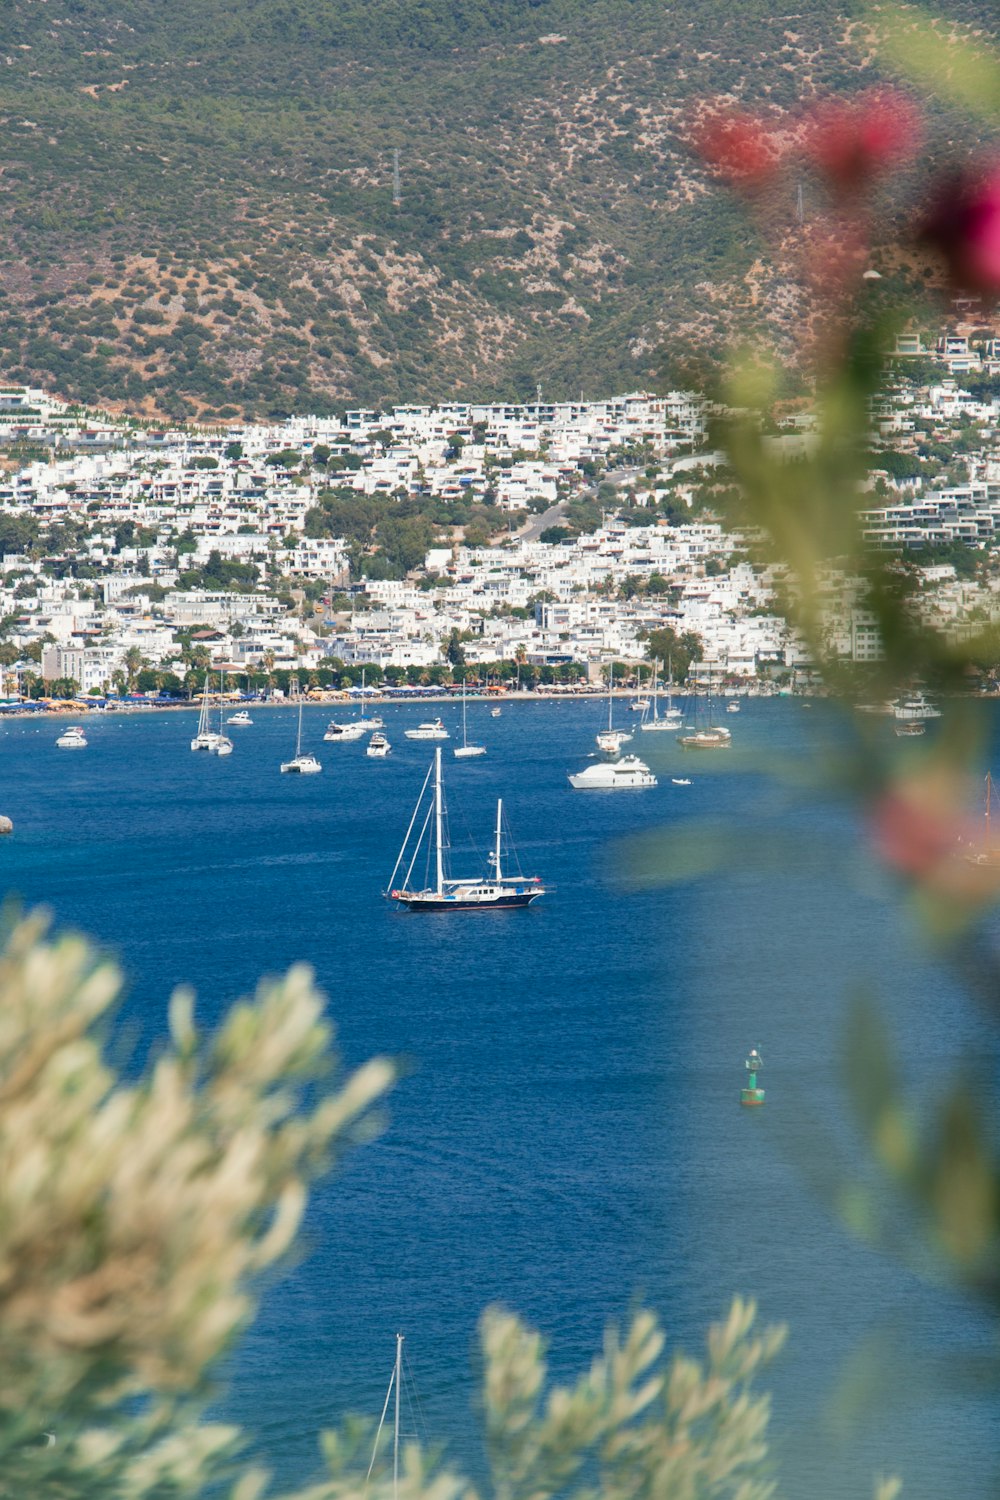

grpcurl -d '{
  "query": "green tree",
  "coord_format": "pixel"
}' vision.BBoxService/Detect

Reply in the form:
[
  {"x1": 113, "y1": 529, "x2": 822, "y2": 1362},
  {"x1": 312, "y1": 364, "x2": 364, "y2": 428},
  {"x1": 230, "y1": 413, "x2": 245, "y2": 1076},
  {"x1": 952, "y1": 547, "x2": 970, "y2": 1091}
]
[
  {"x1": 123, "y1": 646, "x2": 145, "y2": 692},
  {"x1": 642, "y1": 627, "x2": 702, "y2": 682}
]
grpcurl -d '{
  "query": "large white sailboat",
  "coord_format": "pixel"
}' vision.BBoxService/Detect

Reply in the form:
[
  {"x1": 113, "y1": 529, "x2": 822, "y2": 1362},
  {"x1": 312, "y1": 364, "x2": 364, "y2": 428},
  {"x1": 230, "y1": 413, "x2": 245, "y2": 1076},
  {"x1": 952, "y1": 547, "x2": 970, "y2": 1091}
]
[
  {"x1": 387, "y1": 748, "x2": 545, "y2": 910},
  {"x1": 595, "y1": 667, "x2": 632, "y2": 758},
  {"x1": 453, "y1": 679, "x2": 486, "y2": 759},
  {"x1": 191, "y1": 674, "x2": 233, "y2": 755}
]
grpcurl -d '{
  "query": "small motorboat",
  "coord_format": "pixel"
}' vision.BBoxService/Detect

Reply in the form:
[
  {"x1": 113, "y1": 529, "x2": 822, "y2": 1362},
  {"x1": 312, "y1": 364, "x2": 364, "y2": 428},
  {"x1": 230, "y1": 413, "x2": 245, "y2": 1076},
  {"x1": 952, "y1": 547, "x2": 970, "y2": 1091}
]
[
  {"x1": 404, "y1": 718, "x2": 449, "y2": 741},
  {"x1": 56, "y1": 725, "x2": 87, "y2": 749}
]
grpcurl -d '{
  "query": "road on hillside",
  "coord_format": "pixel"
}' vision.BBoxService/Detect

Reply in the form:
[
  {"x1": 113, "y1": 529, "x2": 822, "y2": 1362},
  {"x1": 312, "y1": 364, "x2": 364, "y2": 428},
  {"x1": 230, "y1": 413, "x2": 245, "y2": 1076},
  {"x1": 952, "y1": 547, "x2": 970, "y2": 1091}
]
[{"x1": 494, "y1": 464, "x2": 648, "y2": 547}]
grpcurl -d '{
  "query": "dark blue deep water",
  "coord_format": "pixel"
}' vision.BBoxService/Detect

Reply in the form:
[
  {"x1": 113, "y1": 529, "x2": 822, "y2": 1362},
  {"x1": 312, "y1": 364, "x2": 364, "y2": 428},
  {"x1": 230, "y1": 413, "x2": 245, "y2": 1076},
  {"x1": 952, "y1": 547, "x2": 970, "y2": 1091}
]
[{"x1": 0, "y1": 699, "x2": 996, "y2": 1498}]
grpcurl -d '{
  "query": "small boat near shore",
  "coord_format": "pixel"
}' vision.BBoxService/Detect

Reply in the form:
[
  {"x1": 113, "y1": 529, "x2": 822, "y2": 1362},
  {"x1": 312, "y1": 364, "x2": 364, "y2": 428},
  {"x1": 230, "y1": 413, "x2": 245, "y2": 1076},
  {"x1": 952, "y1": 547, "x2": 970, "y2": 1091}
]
[{"x1": 191, "y1": 674, "x2": 233, "y2": 755}]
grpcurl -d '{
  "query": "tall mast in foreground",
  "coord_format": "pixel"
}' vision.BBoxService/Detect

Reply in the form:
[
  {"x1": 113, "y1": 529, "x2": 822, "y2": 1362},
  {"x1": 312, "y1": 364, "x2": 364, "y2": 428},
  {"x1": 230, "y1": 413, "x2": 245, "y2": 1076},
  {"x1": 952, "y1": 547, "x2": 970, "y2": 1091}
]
[
  {"x1": 393, "y1": 1331, "x2": 402, "y2": 1500},
  {"x1": 434, "y1": 747, "x2": 444, "y2": 897}
]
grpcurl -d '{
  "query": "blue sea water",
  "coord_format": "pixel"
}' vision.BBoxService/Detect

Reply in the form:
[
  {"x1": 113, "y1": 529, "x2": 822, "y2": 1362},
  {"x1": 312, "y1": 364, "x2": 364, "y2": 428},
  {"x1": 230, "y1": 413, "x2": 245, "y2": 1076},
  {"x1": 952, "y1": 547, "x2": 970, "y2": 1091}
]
[{"x1": 0, "y1": 698, "x2": 996, "y2": 1497}]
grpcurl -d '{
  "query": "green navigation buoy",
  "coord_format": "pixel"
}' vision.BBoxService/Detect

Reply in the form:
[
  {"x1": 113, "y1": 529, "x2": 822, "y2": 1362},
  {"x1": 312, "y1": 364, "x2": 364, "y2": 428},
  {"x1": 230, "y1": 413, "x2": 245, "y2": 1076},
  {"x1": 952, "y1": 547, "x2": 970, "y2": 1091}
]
[{"x1": 741, "y1": 1047, "x2": 765, "y2": 1107}]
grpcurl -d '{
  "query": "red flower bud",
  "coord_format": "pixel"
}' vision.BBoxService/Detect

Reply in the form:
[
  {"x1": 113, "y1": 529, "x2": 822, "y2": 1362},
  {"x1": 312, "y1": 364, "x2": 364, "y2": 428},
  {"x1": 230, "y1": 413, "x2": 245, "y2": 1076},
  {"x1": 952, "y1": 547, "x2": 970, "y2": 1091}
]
[
  {"x1": 922, "y1": 166, "x2": 1000, "y2": 297},
  {"x1": 806, "y1": 91, "x2": 921, "y2": 195}
]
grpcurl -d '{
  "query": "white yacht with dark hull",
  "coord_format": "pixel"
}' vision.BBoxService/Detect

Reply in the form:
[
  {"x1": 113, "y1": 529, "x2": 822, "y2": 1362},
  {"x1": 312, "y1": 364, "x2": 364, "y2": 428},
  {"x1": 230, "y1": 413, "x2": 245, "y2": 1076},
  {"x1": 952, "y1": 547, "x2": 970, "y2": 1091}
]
[{"x1": 387, "y1": 749, "x2": 545, "y2": 911}]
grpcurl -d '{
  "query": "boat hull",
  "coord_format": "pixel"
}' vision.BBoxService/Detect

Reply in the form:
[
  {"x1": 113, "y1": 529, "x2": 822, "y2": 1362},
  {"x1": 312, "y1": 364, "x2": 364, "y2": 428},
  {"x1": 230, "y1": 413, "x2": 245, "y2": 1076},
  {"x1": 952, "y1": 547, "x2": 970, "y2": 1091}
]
[{"x1": 391, "y1": 889, "x2": 543, "y2": 911}]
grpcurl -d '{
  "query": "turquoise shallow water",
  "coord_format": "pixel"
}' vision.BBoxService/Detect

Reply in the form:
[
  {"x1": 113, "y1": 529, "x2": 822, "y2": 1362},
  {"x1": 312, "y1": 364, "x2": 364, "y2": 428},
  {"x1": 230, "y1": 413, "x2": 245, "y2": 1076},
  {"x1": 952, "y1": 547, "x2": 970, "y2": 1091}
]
[{"x1": 0, "y1": 699, "x2": 996, "y2": 1497}]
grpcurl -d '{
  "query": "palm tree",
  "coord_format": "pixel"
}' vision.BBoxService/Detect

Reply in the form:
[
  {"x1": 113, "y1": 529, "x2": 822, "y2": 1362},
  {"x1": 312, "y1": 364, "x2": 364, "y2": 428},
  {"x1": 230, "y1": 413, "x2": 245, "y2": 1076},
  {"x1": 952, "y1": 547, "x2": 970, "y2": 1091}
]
[{"x1": 123, "y1": 646, "x2": 145, "y2": 693}]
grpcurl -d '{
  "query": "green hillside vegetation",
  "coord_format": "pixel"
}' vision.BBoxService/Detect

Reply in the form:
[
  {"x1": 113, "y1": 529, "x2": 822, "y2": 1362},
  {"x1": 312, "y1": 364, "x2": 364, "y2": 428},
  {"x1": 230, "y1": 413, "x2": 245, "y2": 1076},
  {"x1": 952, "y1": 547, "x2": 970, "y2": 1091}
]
[{"x1": 0, "y1": 0, "x2": 989, "y2": 418}]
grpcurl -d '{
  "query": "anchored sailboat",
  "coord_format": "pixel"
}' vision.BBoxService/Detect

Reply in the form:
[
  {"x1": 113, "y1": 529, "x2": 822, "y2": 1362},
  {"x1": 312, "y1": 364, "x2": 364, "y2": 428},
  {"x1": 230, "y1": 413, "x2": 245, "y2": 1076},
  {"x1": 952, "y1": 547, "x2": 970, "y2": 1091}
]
[
  {"x1": 280, "y1": 695, "x2": 322, "y2": 774},
  {"x1": 191, "y1": 672, "x2": 233, "y2": 755},
  {"x1": 595, "y1": 666, "x2": 632, "y2": 758},
  {"x1": 454, "y1": 677, "x2": 486, "y2": 758},
  {"x1": 640, "y1": 657, "x2": 683, "y2": 733},
  {"x1": 387, "y1": 748, "x2": 545, "y2": 910},
  {"x1": 962, "y1": 770, "x2": 1000, "y2": 866}
]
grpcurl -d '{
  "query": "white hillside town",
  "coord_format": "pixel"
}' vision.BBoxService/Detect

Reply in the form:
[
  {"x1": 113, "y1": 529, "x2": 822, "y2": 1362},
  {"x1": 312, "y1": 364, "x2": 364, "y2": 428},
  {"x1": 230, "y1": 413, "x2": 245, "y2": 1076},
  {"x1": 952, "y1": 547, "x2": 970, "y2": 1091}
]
[{"x1": 0, "y1": 334, "x2": 999, "y2": 704}]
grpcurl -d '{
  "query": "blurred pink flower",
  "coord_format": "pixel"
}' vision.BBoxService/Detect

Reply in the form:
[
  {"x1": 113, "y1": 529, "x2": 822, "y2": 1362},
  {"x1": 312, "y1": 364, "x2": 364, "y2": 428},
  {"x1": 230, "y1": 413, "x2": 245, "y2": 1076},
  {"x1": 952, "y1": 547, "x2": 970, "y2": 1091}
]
[
  {"x1": 921, "y1": 167, "x2": 1000, "y2": 296},
  {"x1": 693, "y1": 109, "x2": 783, "y2": 192},
  {"x1": 868, "y1": 776, "x2": 1000, "y2": 904},
  {"x1": 805, "y1": 91, "x2": 922, "y2": 196}
]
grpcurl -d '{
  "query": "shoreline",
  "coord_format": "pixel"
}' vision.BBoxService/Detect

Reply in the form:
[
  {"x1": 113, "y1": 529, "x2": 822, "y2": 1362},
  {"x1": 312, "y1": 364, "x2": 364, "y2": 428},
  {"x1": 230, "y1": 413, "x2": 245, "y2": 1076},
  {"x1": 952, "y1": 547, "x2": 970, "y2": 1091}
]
[{"x1": 3, "y1": 686, "x2": 788, "y2": 720}]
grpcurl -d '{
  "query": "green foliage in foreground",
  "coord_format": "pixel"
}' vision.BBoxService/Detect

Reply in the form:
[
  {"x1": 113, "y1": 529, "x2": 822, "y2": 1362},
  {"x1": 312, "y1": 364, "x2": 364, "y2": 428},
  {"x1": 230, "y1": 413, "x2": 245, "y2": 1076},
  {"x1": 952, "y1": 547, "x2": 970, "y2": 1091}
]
[{"x1": 0, "y1": 910, "x2": 841, "y2": 1500}]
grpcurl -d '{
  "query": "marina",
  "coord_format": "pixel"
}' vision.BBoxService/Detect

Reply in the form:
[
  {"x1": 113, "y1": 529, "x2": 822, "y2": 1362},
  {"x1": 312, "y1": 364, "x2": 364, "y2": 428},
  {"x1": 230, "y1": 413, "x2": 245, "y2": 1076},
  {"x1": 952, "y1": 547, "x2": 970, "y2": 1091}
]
[{"x1": 0, "y1": 695, "x2": 993, "y2": 1500}]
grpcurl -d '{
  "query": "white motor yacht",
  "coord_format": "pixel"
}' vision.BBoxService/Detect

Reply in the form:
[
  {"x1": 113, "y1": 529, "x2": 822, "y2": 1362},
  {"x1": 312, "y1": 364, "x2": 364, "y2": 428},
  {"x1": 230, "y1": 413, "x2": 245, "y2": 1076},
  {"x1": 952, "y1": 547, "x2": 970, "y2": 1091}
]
[
  {"x1": 568, "y1": 755, "x2": 657, "y2": 790},
  {"x1": 56, "y1": 725, "x2": 87, "y2": 749},
  {"x1": 404, "y1": 718, "x2": 450, "y2": 741},
  {"x1": 892, "y1": 692, "x2": 941, "y2": 721},
  {"x1": 367, "y1": 731, "x2": 391, "y2": 758},
  {"x1": 323, "y1": 720, "x2": 366, "y2": 742},
  {"x1": 226, "y1": 709, "x2": 253, "y2": 726}
]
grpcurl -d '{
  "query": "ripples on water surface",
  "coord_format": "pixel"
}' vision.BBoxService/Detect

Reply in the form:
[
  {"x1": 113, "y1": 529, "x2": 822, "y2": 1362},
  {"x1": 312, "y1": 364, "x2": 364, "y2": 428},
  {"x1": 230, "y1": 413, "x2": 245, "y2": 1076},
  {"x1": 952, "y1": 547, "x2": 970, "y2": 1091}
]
[{"x1": 2, "y1": 700, "x2": 996, "y2": 1497}]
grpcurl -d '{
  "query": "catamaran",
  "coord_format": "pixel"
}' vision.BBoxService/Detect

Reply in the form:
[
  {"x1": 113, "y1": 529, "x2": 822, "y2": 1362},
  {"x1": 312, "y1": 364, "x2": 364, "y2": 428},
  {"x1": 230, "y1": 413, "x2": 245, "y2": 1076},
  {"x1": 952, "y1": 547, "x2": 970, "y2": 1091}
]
[
  {"x1": 280, "y1": 697, "x2": 322, "y2": 774},
  {"x1": 387, "y1": 748, "x2": 545, "y2": 910},
  {"x1": 191, "y1": 673, "x2": 233, "y2": 755}
]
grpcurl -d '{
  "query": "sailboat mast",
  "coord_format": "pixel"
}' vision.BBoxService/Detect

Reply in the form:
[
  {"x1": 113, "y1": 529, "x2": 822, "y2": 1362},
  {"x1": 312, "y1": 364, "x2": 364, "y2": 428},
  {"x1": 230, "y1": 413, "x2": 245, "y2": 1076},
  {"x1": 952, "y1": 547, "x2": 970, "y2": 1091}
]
[
  {"x1": 393, "y1": 1331, "x2": 403, "y2": 1500},
  {"x1": 462, "y1": 676, "x2": 468, "y2": 749},
  {"x1": 987, "y1": 771, "x2": 992, "y2": 846},
  {"x1": 495, "y1": 797, "x2": 503, "y2": 882},
  {"x1": 608, "y1": 665, "x2": 613, "y2": 730},
  {"x1": 434, "y1": 748, "x2": 444, "y2": 895}
]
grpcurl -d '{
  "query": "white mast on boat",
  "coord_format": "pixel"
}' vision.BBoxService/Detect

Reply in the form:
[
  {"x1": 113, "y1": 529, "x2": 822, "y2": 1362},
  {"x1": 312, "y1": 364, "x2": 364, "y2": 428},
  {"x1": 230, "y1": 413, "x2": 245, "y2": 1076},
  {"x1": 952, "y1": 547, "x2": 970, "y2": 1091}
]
[
  {"x1": 393, "y1": 1330, "x2": 402, "y2": 1500},
  {"x1": 434, "y1": 747, "x2": 444, "y2": 897},
  {"x1": 494, "y1": 797, "x2": 503, "y2": 882},
  {"x1": 367, "y1": 1331, "x2": 405, "y2": 1500}
]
